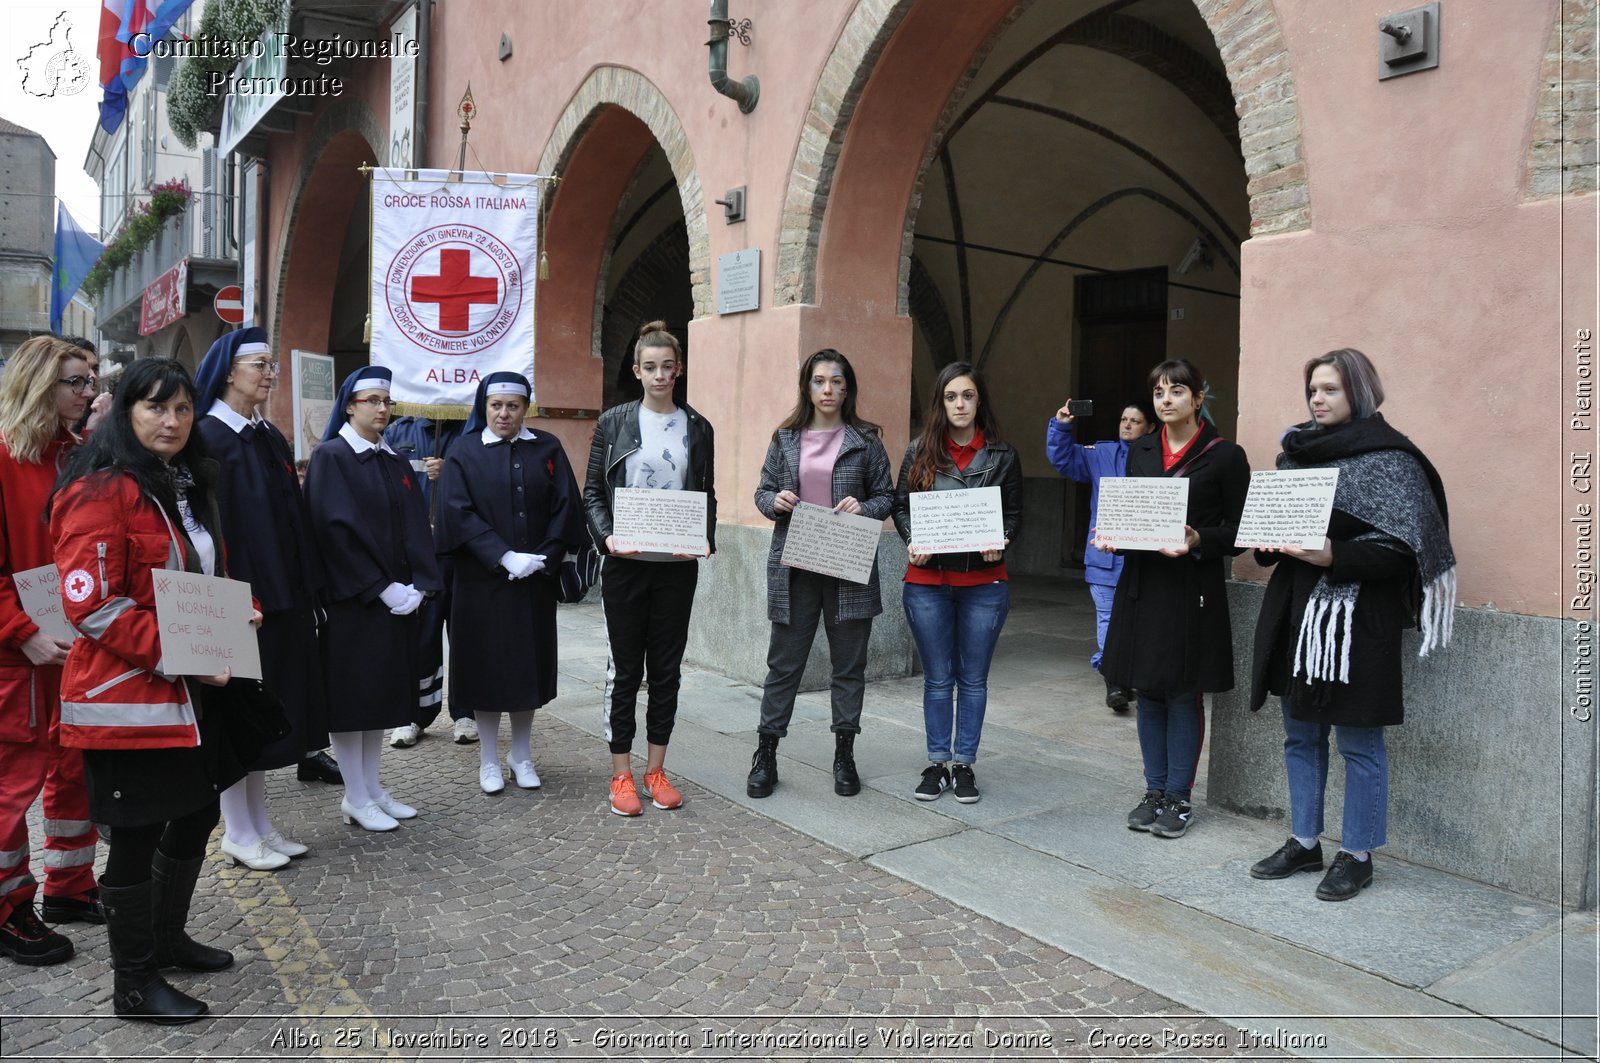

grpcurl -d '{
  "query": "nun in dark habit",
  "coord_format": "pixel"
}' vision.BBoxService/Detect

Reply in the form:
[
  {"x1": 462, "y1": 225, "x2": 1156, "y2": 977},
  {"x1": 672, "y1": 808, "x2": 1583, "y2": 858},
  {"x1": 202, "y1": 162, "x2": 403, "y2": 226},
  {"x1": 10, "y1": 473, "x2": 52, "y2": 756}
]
[
  {"x1": 304, "y1": 367, "x2": 441, "y2": 832},
  {"x1": 436, "y1": 372, "x2": 586, "y2": 794},
  {"x1": 194, "y1": 328, "x2": 330, "y2": 869}
]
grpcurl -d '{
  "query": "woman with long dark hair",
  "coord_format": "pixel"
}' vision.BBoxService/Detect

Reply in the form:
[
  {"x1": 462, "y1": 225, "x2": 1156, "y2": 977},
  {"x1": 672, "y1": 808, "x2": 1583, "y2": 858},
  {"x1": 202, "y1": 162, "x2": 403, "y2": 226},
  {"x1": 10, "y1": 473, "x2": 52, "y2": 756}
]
[
  {"x1": 51, "y1": 358, "x2": 250, "y2": 1023},
  {"x1": 194, "y1": 327, "x2": 327, "y2": 870},
  {"x1": 745, "y1": 349, "x2": 895, "y2": 800},
  {"x1": 436, "y1": 371, "x2": 587, "y2": 793},
  {"x1": 892, "y1": 362, "x2": 1022, "y2": 804},
  {"x1": 1098, "y1": 358, "x2": 1249, "y2": 839},
  {"x1": 583, "y1": 322, "x2": 716, "y2": 816},
  {"x1": 0, "y1": 336, "x2": 100, "y2": 967},
  {"x1": 1247, "y1": 348, "x2": 1454, "y2": 900},
  {"x1": 305, "y1": 367, "x2": 441, "y2": 832}
]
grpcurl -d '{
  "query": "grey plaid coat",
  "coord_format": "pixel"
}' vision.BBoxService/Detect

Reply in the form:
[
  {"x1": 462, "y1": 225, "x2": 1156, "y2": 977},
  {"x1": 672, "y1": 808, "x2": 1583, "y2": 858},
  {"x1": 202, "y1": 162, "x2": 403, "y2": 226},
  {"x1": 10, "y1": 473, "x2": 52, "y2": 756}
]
[{"x1": 754, "y1": 425, "x2": 895, "y2": 624}]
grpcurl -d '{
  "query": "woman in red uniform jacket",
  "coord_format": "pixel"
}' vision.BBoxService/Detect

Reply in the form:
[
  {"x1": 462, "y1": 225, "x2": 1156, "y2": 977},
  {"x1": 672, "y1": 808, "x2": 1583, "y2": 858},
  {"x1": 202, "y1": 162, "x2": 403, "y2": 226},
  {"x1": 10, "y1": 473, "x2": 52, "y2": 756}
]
[
  {"x1": 0, "y1": 336, "x2": 99, "y2": 969},
  {"x1": 51, "y1": 358, "x2": 255, "y2": 1025}
]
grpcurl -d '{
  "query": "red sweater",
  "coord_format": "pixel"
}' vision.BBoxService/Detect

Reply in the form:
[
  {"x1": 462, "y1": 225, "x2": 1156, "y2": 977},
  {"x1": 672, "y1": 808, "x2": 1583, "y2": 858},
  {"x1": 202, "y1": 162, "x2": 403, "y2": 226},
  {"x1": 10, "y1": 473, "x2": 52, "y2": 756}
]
[{"x1": 0, "y1": 430, "x2": 76, "y2": 662}]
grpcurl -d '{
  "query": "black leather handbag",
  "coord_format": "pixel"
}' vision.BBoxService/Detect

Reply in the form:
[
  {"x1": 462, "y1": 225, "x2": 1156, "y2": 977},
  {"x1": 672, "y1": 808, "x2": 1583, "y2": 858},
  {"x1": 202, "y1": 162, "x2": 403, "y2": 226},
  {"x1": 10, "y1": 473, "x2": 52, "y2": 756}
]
[
  {"x1": 208, "y1": 678, "x2": 292, "y2": 766},
  {"x1": 556, "y1": 543, "x2": 603, "y2": 604}
]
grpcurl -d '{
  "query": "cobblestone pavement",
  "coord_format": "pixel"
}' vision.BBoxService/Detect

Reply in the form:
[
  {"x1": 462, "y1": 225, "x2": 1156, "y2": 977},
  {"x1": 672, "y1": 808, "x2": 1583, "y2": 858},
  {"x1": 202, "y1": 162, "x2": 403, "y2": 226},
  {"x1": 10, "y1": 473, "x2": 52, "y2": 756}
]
[{"x1": 4, "y1": 709, "x2": 1264, "y2": 1062}]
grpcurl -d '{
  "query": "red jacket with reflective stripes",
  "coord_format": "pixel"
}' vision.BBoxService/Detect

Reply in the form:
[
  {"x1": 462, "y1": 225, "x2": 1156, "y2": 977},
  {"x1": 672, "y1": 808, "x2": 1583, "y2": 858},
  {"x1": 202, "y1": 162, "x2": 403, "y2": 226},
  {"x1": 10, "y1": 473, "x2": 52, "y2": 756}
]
[{"x1": 51, "y1": 473, "x2": 197, "y2": 750}]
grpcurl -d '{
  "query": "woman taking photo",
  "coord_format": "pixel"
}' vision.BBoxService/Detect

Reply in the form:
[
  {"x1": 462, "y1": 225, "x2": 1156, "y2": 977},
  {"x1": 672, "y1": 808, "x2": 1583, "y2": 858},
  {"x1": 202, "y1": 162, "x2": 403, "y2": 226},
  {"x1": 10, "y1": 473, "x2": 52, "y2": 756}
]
[
  {"x1": 1248, "y1": 348, "x2": 1454, "y2": 900},
  {"x1": 892, "y1": 362, "x2": 1021, "y2": 804},
  {"x1": 52, "y1": 358, "x2": 248, "y2": 1023},
  {"x1": 1099, "y1": 358, "x2": 1249, "y2": 839},
  {"x1": 195, "y1": 327, "x2": 327, "y2": 870},
  {"x1": 437, "y1": 371, "x2": 586, "y2": 794},
  {"x1": 0, "y1": 336, "x2": 99, "y2": 967},
  {"x1": 584, "y1": 322, "x2": 715, "y2": 817},
  {"x1": 305, "y1": 367, "x2": 441, "y2": 832},
  {"x1": 746, "y1": 349, "x2": 894, "y2": 800},
  {"x1": 1046, "y1": 397, "x2": 1155, "y2": 712}
]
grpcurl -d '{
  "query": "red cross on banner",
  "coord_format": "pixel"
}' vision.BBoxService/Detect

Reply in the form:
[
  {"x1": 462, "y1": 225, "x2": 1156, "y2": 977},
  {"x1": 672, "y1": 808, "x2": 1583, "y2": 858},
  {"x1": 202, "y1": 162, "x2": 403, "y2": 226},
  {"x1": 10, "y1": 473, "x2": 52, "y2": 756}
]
[{"x1": 410, "y1": 248, "x2": 500, "y2": 331}]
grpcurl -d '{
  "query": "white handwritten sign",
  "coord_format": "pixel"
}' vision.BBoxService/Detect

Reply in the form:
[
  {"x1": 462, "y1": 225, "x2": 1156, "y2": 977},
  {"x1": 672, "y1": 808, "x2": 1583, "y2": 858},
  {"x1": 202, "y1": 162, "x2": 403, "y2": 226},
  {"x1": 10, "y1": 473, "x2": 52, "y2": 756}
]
[
  {"x1": 908, "y1": 486, "x2": 1005, "y2": 555},
  {"x1": 13, "y1": 564, "x2": 77, "y2": 643},
  {"x1": 780, "y1": 502, "x2": 882, "y2": 584},
  {"x1": 611, "y1": 488, "x2": 710, "y2": 557},
  {"x1": 1235, "y1": 468, "x2": 1340, "y2": 550},
  {"x1": 152, "y1": 572, "x2": 262, "y2": 679},
  {"x1": 1095, "y1": 477, "x2": 1190, "y2": 551}
]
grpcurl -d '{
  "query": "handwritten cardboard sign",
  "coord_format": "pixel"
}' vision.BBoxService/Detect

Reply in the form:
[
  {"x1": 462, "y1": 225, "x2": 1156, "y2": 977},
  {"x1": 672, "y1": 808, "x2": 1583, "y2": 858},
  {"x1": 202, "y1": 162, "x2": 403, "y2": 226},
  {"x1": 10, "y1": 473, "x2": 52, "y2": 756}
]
[
  {"x1": 908, "y1": 486, "x2": 1005, "y2": 555},
  {"x1": 152, "y1": 572, "x2": 261, "y2": 679},
  {"x1": 12, "y1": 564, "x2": 77, "y2": 643},
  {"x1": 1094, "y1": 477, "x2": 1190, "y2": 551},
  {"x1": 780, "y1": 502, "x2": 882, "y2": 584},
  {"x1": 1235, "y1": 468, "x2": 1340, "y2": 550},
  {"x1": 611, "y1": 488, "x2": 710, "y2": 557}
]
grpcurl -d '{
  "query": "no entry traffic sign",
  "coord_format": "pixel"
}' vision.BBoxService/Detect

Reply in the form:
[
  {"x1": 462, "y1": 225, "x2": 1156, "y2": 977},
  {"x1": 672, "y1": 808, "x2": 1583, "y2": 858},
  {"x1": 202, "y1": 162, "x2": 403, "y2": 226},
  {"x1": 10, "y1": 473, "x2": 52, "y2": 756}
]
[{"x1": 214, "y1": 285, "x2": 245, "y2": 325}]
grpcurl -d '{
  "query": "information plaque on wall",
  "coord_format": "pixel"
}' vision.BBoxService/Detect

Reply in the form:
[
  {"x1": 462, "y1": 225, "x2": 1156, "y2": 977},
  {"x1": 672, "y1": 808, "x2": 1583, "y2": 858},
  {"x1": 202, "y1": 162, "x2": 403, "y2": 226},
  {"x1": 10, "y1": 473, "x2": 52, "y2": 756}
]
[{"x1": 716, "y1": 248, "x2": 761, "y2": 314}]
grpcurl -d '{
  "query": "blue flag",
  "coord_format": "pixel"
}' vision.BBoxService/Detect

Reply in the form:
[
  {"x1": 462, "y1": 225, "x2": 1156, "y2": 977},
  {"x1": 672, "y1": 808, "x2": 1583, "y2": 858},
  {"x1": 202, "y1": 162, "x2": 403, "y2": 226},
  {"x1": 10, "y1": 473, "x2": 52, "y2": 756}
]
[{"x1": 50, "y1": 204, "x2": 104, "y2": 334}]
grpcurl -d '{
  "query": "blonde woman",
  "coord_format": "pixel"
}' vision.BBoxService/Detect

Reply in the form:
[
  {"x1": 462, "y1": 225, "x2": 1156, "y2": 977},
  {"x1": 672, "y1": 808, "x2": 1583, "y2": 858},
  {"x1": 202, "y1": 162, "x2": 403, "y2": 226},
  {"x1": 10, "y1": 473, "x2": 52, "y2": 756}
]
[{"x1": 0, "y1": 336, "x2": 100, "y2": 967}]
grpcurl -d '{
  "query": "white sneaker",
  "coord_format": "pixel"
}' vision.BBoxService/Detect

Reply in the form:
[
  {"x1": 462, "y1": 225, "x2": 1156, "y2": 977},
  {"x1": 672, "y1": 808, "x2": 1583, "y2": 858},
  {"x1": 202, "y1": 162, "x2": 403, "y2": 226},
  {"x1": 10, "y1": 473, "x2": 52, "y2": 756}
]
[
  {"x1": 373, "y1": 792, "x2": 418, "y2": 819},
  {"x1": 452, "y1": 717, "x2": 479, "y2": 744},
  {"x1": 480, "y1": 764, "x2": 505, "y2": 794},
  {"x1": 508, "y1": 758, "x2": 541, "y2": 790},
  {"x1": 389, "y1": 723, "x2": 422, "y2": 748}
]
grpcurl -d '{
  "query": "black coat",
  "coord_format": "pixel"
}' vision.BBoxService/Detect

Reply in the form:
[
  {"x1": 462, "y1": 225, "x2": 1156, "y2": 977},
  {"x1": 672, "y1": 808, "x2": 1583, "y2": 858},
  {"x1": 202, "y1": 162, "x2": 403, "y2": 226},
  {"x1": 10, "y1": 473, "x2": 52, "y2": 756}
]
[
  {"x1": 199, "y1": 413, "x2": 328, "y2": 766},
  {"x1": 1249, "y1": 508, "x2": 1417, "y2": 727},
  {"x1": 436, "y1": 430, "x2": 587, "y2": 713},
  {"x1": 306, "y1": 434, "x2": 443, "y2": 731},
  {"x1": 1099, "y1": 420, "x2": 1250, "y2": 694}
]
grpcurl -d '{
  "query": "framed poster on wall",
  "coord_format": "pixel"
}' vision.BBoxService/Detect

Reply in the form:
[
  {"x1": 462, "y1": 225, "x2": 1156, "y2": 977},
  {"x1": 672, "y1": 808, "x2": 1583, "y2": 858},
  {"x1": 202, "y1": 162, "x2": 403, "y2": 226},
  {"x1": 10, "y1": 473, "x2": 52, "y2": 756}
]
[{"x1": 292, "y1": 349, "x2": 336, "y2": 461}]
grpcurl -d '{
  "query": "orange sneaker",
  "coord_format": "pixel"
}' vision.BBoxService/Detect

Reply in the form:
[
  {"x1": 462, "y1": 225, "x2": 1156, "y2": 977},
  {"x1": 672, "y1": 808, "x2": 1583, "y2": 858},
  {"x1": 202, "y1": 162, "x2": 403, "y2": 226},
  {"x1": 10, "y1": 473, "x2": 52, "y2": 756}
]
[
  {"x1": 609, "y1": 772, "x2": 642, "y2": 817},
  {"x1": 642, "y1": 768, "x2": 683, "y2": 810}
]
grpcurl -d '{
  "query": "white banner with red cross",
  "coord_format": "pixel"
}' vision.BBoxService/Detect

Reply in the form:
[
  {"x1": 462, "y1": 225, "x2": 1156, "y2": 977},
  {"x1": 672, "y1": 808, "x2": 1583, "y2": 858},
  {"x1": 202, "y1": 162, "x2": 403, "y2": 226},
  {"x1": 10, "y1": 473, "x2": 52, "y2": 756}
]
[{"x1": 369, "y1": 168, "x2": 542, "y2": 414}]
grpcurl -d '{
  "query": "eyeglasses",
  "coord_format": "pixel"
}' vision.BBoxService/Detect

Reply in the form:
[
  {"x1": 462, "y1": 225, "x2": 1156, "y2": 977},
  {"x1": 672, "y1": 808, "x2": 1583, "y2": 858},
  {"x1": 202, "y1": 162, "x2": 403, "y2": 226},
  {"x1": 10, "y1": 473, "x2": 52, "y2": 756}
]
[
  {"x1": 237, "y1": 359, "x2": 280, "y2": 375},
  {"x1": 354, "y1": 396, "x2": 395, "y2": 408},
  {"x1": 56, "y1": 375, "x2": 97, "y2": 393}
]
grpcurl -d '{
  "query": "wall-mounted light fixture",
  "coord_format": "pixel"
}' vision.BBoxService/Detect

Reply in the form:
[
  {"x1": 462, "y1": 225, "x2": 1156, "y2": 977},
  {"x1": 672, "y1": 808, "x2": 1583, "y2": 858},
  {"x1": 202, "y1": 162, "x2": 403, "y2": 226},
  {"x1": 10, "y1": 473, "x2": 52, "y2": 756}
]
[
  {"x1": 1379, "y1": 2, "x2": 1440, "y2": 80},
  {"x1": 715, "y1": 187, "x2": 746, "y2": 224}
]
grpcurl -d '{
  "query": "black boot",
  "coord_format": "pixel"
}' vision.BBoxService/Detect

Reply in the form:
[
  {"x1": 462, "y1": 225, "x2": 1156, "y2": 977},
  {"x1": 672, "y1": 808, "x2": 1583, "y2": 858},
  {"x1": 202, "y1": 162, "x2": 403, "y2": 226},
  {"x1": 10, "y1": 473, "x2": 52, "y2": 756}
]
[
  {"x1": 1104, "y1": 674, "x2": 1130, "y2": 713},
  {"x1": 100, "y1": 879, "x2": 207, "y2": 1025},
  {"x1": 833, "y1": 732, "x2": 861, "y2": 797},
  {"x1": 746, "y1": 734, "x2": 779, "y2": 798},
  {"x1": 151, "y1": 852, "x2": 233, "y2": 973}
]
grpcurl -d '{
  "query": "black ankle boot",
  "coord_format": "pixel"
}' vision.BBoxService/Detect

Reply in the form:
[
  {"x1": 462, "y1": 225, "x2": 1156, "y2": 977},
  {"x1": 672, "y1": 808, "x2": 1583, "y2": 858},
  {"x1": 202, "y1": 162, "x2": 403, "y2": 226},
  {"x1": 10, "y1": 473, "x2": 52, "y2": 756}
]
[
  {"x1": 833, "y1": 732, "x2": 861, "y2": 797},
  {"x1": 151, "y1": 853, "x2": 233, "y2": 973},
  {"x1": 100, "y1": 879, "x2": 207, "y2": 1024},
  {"x1": 1103, "y1": 674, "x2": 1129, "y2": 712},
  {"x1": 746, "y1": 734, "x2": 779, "y2": 798}
]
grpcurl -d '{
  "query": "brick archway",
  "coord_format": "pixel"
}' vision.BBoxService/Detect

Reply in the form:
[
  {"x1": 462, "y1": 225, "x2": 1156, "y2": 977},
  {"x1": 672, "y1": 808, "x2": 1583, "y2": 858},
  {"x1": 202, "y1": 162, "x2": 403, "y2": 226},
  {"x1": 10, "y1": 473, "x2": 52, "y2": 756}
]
[
  {"x1": 538, "y1": 68, "x2": 711, "y2": 321},
  {"x1": 776, "y1": 0, "x2": 1311, "y2": 312}
]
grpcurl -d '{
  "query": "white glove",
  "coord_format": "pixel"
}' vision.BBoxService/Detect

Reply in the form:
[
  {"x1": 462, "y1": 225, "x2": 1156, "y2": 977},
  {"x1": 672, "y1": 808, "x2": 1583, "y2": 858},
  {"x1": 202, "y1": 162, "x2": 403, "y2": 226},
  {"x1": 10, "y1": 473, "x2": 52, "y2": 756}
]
[
  {"x1": 501, "y1": 552, "x2": 546, "y2": 580},
  {"x1": 379, "y1": 582, "x2": 411, "y2": 610}
]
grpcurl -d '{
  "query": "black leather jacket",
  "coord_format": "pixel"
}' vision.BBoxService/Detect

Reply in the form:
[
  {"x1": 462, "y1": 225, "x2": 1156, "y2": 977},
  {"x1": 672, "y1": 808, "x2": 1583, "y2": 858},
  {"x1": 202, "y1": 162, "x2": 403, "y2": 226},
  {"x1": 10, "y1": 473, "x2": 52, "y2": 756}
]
[
  {"x1": 892, "y1": 436, "x2": 1023, "y2": 573},
  {"x1": 582, "y1": 399, "x2": 717, "y2": 555}
]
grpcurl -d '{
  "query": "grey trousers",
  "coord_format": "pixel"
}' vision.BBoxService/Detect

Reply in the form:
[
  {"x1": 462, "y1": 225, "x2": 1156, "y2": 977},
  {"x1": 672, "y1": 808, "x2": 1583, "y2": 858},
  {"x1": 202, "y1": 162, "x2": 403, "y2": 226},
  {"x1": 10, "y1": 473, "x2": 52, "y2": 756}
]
[{"x1": 757, "y1": 569, "x2": 872, "y2": 737}]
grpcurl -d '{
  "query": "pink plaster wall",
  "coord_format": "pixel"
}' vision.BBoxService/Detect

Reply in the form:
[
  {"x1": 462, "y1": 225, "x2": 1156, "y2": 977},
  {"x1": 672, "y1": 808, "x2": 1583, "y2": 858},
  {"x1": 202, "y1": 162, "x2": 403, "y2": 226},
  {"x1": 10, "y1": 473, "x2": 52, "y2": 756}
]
[{"x1": 1232, "y1": 0, "x2": 1588, "y2": 615}]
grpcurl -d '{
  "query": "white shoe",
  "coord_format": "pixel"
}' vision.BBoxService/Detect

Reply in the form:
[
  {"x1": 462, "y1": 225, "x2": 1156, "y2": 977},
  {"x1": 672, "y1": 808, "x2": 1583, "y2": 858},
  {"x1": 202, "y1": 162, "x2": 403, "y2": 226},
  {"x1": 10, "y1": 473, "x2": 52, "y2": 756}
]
[
  {"x1": 479, "y1": 764, "x2": 505, "y2": 794},
  {"x1": 389, "y1": 723, "x2": 422, "y2": 747},
  {"x1": 453, "y1": 717, "x2": 479, "y2": 743},
  {"x1": 508, "y1": 758, "x2": 541, "y2": 790},
  {"x1": 260, "y1": 830, "x2": 309, "y2": 858},
  {"x1": 372, "y1": 792, "x2": 418, "y2": 819},
  {"x1": 219, "y1": 836, "x2": 290, "y2": 870},
  {"x1": 340, "y1": 799, "x2": 399, "y2": 832}
]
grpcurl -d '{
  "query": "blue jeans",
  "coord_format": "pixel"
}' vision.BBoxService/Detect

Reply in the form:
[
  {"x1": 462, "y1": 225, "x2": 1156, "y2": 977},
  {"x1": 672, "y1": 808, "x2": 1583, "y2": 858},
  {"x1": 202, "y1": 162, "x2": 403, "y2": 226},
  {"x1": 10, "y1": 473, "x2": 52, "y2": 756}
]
[
  {"x1": 1088, "y1": 583, "x2": 1116, "y2": 672},
  {"x1": 903, "y1": 580, "x2": 1010, "y2": 764},
  {"x1": 1134, "y1": 689, "x2": 1205, "y2": 797},
  {"x1": 1280, "y1": 699, "x2": 1388, "y2": 851}
]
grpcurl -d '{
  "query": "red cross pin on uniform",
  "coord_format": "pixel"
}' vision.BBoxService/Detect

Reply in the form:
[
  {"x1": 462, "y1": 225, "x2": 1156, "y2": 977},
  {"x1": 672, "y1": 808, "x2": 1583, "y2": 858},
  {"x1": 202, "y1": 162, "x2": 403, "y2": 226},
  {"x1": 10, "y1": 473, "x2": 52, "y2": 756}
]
[{"x1": 63, "y1": 569, "x2": 94, "y2": 604}]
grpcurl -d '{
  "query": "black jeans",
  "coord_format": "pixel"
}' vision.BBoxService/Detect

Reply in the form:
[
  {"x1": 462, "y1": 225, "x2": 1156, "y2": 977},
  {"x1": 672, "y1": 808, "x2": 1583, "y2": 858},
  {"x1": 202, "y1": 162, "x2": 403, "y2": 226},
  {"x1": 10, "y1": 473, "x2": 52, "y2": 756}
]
[{"x1": 600, "y1": 557, "x2": 699, "y2": 754}]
